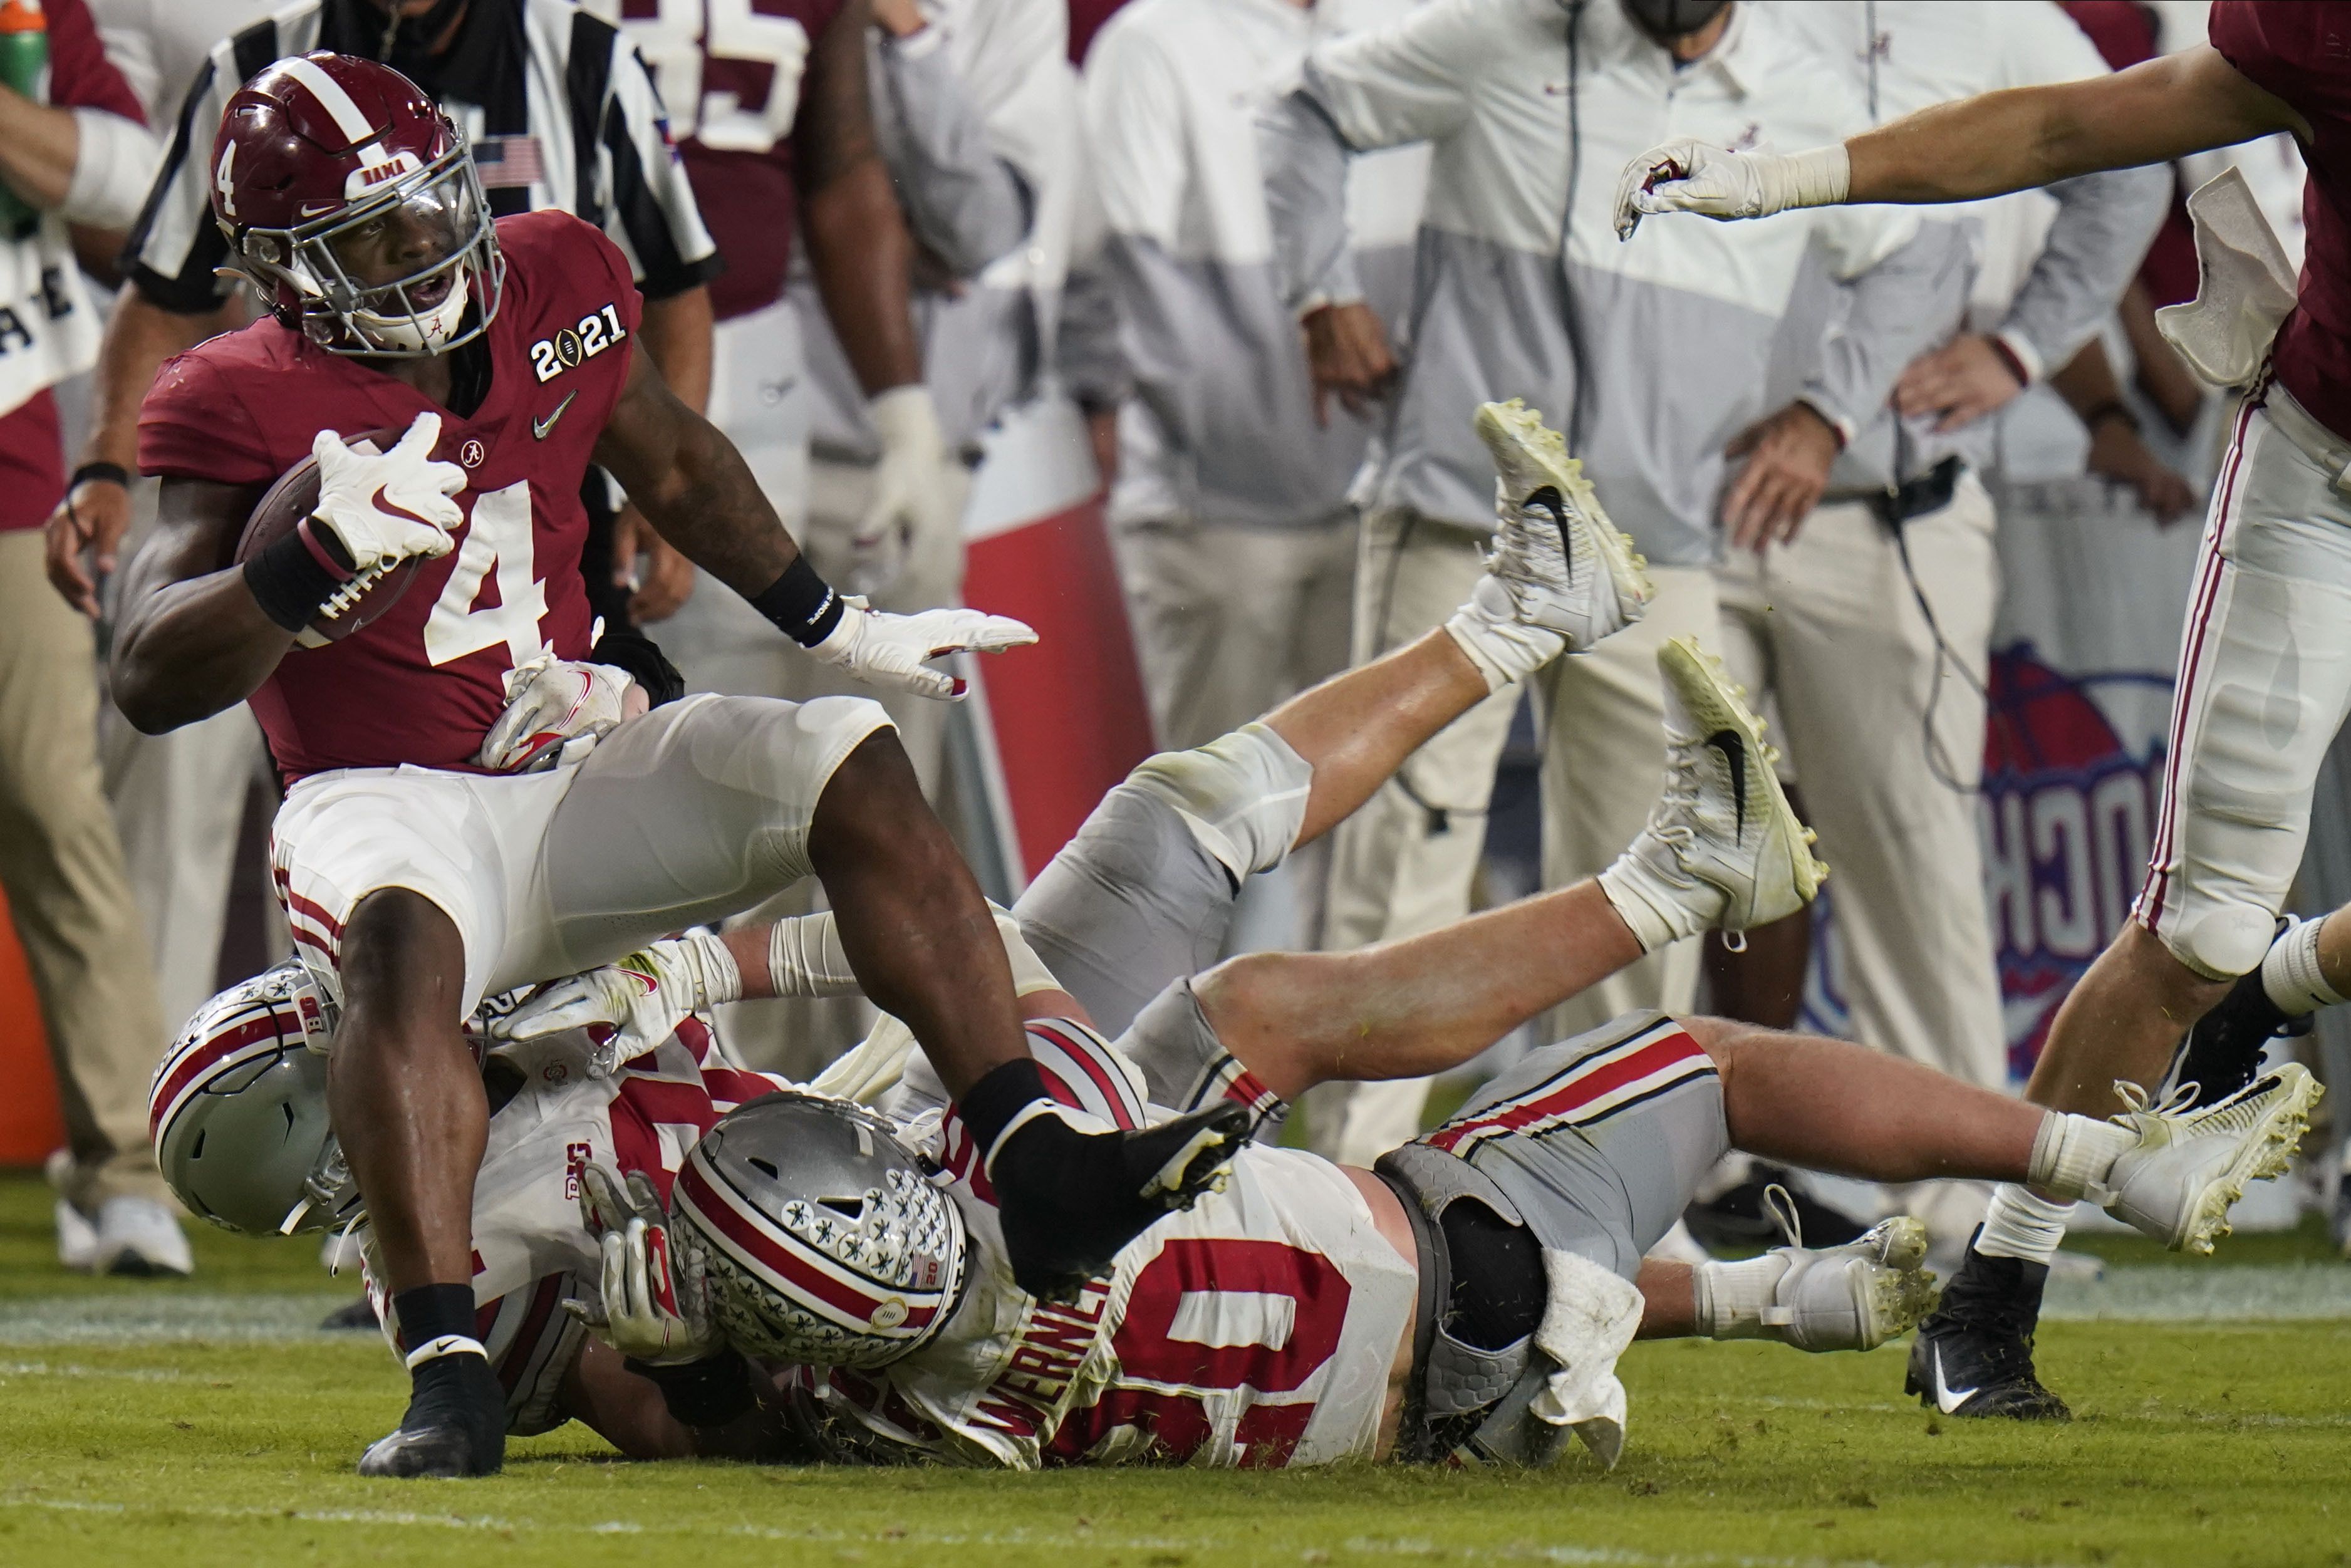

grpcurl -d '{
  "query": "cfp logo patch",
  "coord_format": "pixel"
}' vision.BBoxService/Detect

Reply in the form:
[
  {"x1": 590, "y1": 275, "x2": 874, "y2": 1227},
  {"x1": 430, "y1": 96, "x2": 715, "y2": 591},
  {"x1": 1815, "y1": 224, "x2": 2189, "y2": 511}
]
[{"x1": 530, "y1": 303, "x2": 629, "y2": 385}]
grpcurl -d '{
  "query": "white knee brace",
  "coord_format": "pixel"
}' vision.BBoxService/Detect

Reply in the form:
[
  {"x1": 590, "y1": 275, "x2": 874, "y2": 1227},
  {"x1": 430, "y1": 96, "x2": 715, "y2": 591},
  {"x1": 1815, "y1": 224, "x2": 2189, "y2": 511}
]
[
  {"x1": 1125, "y1": 722, "x2": 1314, "y2": 885},
  {"x1": 2164, "y1": 903, "x2": 2278, "y2": 982}
]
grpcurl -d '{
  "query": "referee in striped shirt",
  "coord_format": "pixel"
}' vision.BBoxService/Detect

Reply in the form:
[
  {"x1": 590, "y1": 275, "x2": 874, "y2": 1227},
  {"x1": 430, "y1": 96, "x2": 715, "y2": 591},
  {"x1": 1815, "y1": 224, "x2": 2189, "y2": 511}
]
[{"x1": 50, "y1": 0, "x2": 721, "y2": 635}]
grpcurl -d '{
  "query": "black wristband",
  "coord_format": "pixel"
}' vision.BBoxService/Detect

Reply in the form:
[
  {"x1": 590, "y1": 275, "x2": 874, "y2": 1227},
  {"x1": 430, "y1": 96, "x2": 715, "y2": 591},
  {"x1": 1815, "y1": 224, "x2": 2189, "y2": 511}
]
[
  {"x1": 625, "y1": 1349, "x2": 757, "y2": 1430},
  {"x1": 955, "y1": 1057, "x2": 1048, "y2": 1160},
  {"x1": 749, "y1": 556, "x2": 845, "y2": 648},
  {"x1": 590, "y1": 625, "x2": 685, "y2": 707},
  {"x1": 242, "y1": 524, "x2": 352, "y2": 633},
  {"x1": 70, "y1": 461, "x2": 130, "y2": 492}
]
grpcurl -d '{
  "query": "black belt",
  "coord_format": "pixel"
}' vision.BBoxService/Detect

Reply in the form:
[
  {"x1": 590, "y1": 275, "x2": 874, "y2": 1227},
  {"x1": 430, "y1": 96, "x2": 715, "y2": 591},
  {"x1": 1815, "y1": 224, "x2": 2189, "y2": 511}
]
[{"x1": 1830, "y1": 455, "x2": 1964, "y2": 527}]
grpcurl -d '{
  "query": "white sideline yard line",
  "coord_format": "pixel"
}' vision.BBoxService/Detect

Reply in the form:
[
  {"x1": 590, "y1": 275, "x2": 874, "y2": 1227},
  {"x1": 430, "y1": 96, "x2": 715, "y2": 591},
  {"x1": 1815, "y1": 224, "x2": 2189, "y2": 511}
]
[
  {"x1": 0, "y1": 1293, "x2": 356, "y2": 1345},
  {"x1": 2040, "y1": 1264, "x2": 2351, "y2": 1321},
  {"x1": 0, "y1": 1495, "x2": 2018, "y2": 1568}
]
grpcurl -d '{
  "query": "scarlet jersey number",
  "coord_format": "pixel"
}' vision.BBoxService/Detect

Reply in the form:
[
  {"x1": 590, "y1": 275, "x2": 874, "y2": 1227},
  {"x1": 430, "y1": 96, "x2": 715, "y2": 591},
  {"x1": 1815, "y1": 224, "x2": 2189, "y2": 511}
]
[
  {"x1": 605, "y1": 0, "x2": 812, "y2": 156},
  {"x1": 1049, "y1": 1238, "x2": 1353, "y2": 1468}
]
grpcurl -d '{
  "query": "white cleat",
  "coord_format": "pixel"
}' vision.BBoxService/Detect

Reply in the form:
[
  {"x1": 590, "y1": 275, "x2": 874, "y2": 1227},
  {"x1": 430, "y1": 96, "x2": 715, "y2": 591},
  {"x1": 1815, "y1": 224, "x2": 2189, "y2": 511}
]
[
  {"x1": 1446, "y1": 399, "x2": 1653, "y2": 687},
  {"x1": 1602, "y1": 636, "x2": 1826, "y2": 947},
  {"x1": 91, "y1": 1195, "x2": 194, "y2": 1278},
  {"x1": 1762, "y1": 1214, "x2": 1939, "y2": 1354},
  {"x1": 2097, "y1": 1065, "x2": 2323, "y2": 1254}
]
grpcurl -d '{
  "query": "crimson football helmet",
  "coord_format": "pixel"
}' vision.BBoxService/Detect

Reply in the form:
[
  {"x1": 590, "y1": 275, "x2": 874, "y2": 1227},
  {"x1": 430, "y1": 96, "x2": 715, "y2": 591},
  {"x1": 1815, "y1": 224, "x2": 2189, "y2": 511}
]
[{"x1": 209, "y1": 51, "x2": 503, "y2": 355}]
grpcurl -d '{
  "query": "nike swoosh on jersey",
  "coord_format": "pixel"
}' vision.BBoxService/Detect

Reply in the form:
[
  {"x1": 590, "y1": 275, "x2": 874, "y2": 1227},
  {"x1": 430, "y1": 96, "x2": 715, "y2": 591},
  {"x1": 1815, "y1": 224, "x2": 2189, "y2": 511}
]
[
  {"x1": 1705, "y1": 727, "x2": 1747, "y2": 836},
  {"x1": 1931, "y1": 1346, "x2": 1978, "y2": 1415},
  {"x1": 533, "y1": 390, "x2": 578, "y2": 440}
]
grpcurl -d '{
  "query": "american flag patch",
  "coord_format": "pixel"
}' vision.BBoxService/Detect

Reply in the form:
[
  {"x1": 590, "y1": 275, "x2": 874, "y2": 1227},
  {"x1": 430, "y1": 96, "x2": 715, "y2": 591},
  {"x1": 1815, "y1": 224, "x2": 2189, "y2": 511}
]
[{"x1": 474, "y1": 134, "x2": 545, "y2": 190}]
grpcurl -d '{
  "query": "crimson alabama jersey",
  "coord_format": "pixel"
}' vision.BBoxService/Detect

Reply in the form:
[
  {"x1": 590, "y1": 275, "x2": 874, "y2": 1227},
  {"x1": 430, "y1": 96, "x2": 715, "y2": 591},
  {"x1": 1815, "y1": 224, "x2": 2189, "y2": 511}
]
[
  {"x1": 595, "y1": 0, "x2": 846, "y2": 320},
  {"x1": 797, "y1": 1026, "x2": 1419, "y2": 1471},
  {"x1": 2210, "y1": 1, "x2": 2351, "y2": 440},
  {"x1": 137, "y1": 211, "x2": 639, "y2": 784},
  {"x1": 360, "y1": 1012, "x2": 790, "y2": 1433}
]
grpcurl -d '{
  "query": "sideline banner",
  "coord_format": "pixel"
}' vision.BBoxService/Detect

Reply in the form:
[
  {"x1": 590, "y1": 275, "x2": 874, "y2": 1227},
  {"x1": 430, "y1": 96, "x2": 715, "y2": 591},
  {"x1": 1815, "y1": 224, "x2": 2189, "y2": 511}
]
[{"x1": 0, "y1": 888, "x2": 65, "y2": 1166}]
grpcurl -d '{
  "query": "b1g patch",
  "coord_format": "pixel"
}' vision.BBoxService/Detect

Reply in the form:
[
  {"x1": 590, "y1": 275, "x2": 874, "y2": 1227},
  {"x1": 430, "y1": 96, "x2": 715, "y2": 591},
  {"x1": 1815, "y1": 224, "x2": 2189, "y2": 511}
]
[{"x1": 529, "y1": 303, "x2": 628, "y2": 383}]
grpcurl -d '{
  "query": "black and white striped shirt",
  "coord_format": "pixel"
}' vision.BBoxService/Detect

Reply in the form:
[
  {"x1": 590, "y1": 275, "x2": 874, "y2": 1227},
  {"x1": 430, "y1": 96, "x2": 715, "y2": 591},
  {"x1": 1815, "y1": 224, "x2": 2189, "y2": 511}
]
[{"x1": 123, "y1": 0, "x2": 720, "y2": 313}]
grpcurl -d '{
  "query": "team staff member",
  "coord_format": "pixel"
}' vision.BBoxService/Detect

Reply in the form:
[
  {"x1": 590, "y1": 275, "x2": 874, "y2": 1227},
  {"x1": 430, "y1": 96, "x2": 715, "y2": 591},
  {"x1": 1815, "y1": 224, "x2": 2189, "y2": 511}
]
[
  {"x1": 1074, "y1": 0, "x2": 1423, "y2": 759},
  {"x1": 0, "y1": 0, "x2": 178, "y2": 1274},
  {"x1": 1618, "y1": 0, "x2": 2351, "y2": 1422},
  {"x1": 1260, "y1": 0, "x2": 1964, "y2": 1164},
  {"x1": 1702, "y1": 1, "x2": 2165, "y2": 1095}
]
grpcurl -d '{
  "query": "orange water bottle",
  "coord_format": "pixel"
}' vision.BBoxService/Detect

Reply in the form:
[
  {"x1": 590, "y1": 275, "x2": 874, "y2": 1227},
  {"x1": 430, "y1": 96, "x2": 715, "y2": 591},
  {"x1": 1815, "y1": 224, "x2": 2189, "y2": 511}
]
[{"x1": 0, "y1": 0, "x2": 50, "y2": 241}]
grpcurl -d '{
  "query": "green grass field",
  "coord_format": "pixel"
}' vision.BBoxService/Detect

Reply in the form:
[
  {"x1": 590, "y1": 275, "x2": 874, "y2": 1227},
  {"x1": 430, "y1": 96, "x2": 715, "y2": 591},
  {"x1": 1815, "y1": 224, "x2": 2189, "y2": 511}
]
[{"x1": 4, "y1": 1173, "x2": 2347, "y2": 1568}]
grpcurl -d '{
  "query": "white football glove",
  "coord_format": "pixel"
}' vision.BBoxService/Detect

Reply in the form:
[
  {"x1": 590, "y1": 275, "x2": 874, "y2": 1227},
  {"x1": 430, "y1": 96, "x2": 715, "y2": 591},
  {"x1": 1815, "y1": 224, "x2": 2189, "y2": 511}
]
[
  {"x1": 490, "y1": 933, "x2": 742, "y2": 1074},
  {"x1": 477, "y1": 650, "x2": 636, "y2": 773},
  {"x1": 1613, "y1": 139, "x2": 1850, "y2": 241},
  {"x1": 309, "y1": 410, "x2": 465, "y2": 571},
  {"x1": 853, "y1": 385, "x2": 957, "y2": 597},
  {"x1": 812, "y1": 598, "x2": 1037, "y2": 701},
  {"x1": 563, "y1": 1163, "x2": 722, "y2": 1365}
]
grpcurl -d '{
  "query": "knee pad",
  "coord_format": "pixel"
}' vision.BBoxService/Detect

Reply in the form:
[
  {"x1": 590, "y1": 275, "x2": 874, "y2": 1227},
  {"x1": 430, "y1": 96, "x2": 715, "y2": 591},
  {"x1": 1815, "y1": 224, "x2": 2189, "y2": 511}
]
[
  {"x1": 1124, "y1": 722, "x2": 1313, "y2": 883},
  {"x1": 2160, "y1": 902, "x2": 2276, "y2": 981}
]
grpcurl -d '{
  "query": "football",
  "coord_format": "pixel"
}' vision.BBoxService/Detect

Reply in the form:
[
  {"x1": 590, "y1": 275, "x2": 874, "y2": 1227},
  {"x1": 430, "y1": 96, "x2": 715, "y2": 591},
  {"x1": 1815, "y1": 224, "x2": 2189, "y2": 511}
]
[{"x1": 233, "y1": 426, "x2": 424, "y2": 645}]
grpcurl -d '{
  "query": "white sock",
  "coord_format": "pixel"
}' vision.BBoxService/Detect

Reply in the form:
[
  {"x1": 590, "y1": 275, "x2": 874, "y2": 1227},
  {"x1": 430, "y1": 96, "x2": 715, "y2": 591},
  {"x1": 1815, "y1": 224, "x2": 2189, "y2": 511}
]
[
  {"x1": 1444, "y1": 596, "x2": 1562, "y2": 693},
  {"x1": 1598, "y1": 846, "x2": 1710, "y2": 953},
  {"x1": 1975, "y1": 1183, "x2": 2072, "y2": 1265},
  {"x1": 2025, "y1": 1110, "x2": 2137, "y2": 1203},
  {"x1": 2261, "y1": 915, "x2": 2346, "y2": 1015},
  {"x1": 1691, "y1": 1252, "x2": 1791, "y2": 1340}
]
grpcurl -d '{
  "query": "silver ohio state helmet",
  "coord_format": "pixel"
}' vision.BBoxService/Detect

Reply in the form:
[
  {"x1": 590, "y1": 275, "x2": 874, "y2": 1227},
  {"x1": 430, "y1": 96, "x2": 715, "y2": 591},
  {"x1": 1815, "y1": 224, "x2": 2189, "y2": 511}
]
[
  {"x1": 674, "y1": 1093, "x2": 967, "y2": 1369},
  {"x1": 149, "y1": 960, "x2": 359, "y2": 1235}
]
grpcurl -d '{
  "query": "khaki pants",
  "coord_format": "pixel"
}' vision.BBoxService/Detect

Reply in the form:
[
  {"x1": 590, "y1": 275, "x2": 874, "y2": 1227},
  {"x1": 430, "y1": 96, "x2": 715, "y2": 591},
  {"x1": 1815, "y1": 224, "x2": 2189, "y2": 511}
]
[
  {"x1": 1113, "y1": 514, "x2": 1357, "y2": 751},
  {"x1": 1714, "y1": 476, "x2": 2005, "y2": 1089},
  {"x1": 0, "y1": 531, "x2": 168, "y2": 1208},
  {"x1": 652, "y1": 454, "x2": 970, "y2": 1079},
  {"x1": 1309, "y1": 507, "x2": 1715, "y2": 1165}
]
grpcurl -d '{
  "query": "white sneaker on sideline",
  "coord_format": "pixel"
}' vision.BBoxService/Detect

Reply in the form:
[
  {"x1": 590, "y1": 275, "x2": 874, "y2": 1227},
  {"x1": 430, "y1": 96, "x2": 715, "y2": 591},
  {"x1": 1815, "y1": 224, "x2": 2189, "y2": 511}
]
[
  {"x1": 54, "y1": 1198, "x2": 98, "y2": 1272},
  {"x1": 1446, "y1": 399, "x2": 1653, "y2": 687},
  {"x1": 91, "y1": 1196, "x2": 194, "y2": 1278},
  {"x1": 2097, "y1": 1065, "x2": 2323, "y2": 1254},
  {"x1": 1601, "y1": 637, "x2": 1826, "y2": 948}
]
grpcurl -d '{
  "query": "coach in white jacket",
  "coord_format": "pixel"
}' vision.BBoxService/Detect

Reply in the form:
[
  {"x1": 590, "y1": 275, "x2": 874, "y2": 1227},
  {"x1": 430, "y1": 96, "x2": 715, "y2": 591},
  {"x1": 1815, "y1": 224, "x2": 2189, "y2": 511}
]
[
  {"x1": 1711, "y1": 1, "x2": 2167, "y2": 1096},
  {"x1": 1073, "y1": 0, "x2": 1428, "y2": 755},
  {"x1": 1261, "y1": 0, "x2": 1965, "y2": 1162}
]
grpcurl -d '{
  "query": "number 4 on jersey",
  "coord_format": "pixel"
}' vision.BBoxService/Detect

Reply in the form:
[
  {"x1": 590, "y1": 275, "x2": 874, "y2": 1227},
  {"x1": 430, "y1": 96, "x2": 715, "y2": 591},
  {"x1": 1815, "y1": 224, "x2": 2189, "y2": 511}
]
[{"x1": 423, "y1": 480, "x2": 548, "y2": 671}]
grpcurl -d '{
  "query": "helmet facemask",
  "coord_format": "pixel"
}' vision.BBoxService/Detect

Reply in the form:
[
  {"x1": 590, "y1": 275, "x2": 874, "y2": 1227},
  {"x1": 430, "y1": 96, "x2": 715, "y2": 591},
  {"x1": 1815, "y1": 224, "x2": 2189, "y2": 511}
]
[{"x1": 232, "y1": 132, "x2": 504, "y2": 358}]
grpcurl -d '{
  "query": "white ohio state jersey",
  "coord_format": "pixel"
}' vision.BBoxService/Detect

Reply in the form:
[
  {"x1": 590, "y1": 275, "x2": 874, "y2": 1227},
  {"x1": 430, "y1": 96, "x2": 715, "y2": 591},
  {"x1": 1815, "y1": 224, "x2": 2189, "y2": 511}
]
[{"x1": 805, "y1": 1140, "x2": 1419, "y2": 1470}]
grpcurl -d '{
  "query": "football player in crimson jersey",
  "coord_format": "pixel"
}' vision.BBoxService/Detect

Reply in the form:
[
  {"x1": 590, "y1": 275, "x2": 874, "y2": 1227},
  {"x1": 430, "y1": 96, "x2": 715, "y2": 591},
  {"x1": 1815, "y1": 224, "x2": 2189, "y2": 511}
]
[
  {"x1": 106, "y1": 51, "x2": 1253, "y2": 1481},
  {"x1": 1615, "y1": 0, "x2": 2351, "y2": 1420}
]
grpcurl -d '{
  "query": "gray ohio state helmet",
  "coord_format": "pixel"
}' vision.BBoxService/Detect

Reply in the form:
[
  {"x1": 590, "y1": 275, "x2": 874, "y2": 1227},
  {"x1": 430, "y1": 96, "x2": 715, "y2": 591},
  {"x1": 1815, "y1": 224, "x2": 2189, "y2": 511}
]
[
  {"x1": 673, "y1": 1093, "x2": 967, "y2": 1369},
  {"x1": 149, "y1": 960, "x2": 360, "y2": 1235}
]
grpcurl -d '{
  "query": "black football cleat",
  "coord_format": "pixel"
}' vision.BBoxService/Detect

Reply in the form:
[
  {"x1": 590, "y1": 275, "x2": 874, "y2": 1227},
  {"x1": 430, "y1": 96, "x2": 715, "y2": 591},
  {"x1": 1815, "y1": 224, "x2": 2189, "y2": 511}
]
[
  {"x1": 994, "y1": 1101, "x2": 1252, "y2": 1304},
  {"x1": 1903, "y1": 1237, "x2": 2070, "y2": 1421},
  {"x1": 2172, "y1": 965, "x2": 2310, "y2": 1109},
  {"x1": 1682, "y1": 1165, "x2": 1868, "y2": 1255},
  {"x1": 357, "y1": 1351, "x2": 506, "y2": 1478}
]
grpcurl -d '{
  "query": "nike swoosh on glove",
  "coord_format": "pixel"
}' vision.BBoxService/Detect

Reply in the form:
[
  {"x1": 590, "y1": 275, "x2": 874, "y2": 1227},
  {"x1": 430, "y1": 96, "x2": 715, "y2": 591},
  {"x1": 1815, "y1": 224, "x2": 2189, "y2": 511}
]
[
  {"x1": 1613, "y1": 139, "x2": 1850, "y2": 241},
  {"x1": 309, "y1": 410, "x2": 465, "y2": 571},
  {"x1": 812, "y1": 599, "x2": 1038, "y2": 700},
  {"x1": 477, "y1": 650, "x2": 636, "y2": 772},
  {"x1": 489, "y1": 933, "x2": 741, "y2": 1076}
]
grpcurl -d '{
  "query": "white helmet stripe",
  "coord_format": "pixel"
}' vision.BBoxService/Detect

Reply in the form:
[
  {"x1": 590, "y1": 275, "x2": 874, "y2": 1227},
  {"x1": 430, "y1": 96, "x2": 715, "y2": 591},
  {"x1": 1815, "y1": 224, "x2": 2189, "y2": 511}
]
[{"x1": 276, "y1": 55, "x2": 381, "y2": 146}]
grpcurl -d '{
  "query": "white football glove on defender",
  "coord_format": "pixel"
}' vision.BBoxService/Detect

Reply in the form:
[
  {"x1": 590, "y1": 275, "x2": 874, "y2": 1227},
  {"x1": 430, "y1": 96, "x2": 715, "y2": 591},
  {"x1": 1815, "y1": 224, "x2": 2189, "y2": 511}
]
[
  {"x1": 812, "y1": 598, "x2": 1037, "y2": 701},
  {"x1": 490, "y1": 933, "x2": 742, "y2": 1076},
  {"x1": 477, "y1": 650, "x2": 640, "y2": 773},
  {"x1": 853, "y1": 385, "x2": 958, "y2": 596},
  {"x1": 1613, "y1": 139, "x2": 1850, "y2": 241},
  {"x1": 564, "y1": 1164, "x2": 722, "y2": 1365},
  {"x1": 309, "y1": 410, "x2": 465, "y2": 571}
]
